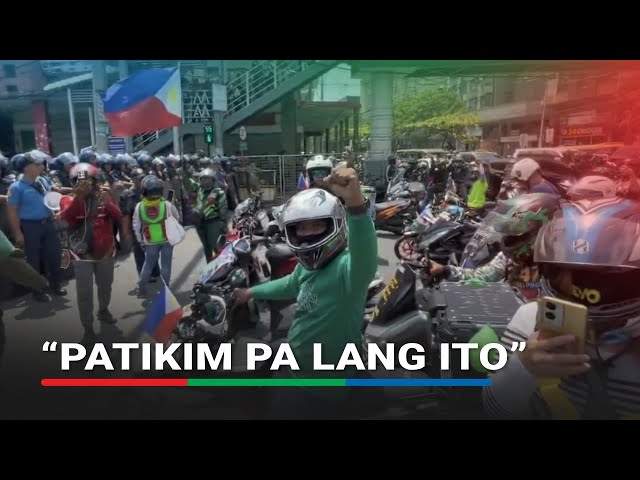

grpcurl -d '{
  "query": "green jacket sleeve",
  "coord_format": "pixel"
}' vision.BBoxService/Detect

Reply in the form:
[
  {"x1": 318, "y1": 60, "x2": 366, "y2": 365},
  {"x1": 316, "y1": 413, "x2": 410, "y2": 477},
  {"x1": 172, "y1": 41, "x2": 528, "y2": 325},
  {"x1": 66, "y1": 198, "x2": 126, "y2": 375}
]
[
  {"x1": 251, "y1": 264, "x2": 301, "y2": 300},
  {"x1": 183, "y1": 176, "x2": 199, "y2": 193},
  {"x1": 341, "y1": 213, "x2": 378, "y2": 292}
]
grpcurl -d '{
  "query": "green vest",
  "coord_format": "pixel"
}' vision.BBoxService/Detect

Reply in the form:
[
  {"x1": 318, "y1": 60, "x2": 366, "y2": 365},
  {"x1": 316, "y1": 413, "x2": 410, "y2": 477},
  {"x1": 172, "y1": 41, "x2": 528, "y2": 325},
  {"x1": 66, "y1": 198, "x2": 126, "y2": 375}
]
[
  {"x1": 198, "y1": 188, "x2": 225, "y2": 220},
  {"x1": 139, "y1": 201, "x2": 167, "y2": 244}
]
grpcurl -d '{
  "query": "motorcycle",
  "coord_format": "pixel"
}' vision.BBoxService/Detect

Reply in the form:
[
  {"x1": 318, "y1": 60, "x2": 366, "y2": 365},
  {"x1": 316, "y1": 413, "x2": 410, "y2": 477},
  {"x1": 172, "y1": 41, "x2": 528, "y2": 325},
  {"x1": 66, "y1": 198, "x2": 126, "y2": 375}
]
[
  {"x1": 364, "y1": 258, "x2": 522, "y2": 417},
  {"x1": 394, "y1": 200, "x2": 481, "y2": 264},
  {"x1": 374, "y1": 198, "x2": 416, "y2": 235}
]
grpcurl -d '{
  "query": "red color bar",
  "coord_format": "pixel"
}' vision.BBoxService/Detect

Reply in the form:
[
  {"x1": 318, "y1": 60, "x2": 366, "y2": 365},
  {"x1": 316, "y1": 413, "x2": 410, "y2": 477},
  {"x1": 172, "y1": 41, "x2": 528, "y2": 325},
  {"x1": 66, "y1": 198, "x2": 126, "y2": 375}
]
[{"x1": 41, "y1": 378, "x2": 188, "y2": 387}]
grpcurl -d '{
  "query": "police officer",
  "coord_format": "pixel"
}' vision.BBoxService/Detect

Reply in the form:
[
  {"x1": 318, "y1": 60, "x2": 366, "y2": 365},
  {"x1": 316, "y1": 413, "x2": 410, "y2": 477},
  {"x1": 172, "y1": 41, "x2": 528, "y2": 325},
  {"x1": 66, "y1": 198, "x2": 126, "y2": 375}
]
[{"x1": 6, "y1": 152, "x2": 66, "y2": 302}]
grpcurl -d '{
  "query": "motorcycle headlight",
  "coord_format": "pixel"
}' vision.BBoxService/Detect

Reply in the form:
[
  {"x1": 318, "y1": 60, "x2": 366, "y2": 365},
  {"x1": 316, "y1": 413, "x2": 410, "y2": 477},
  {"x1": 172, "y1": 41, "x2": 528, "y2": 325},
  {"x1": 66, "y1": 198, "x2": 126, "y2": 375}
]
[{"x1": 229, "y1": 267, "x2": 248, "y2": 288}]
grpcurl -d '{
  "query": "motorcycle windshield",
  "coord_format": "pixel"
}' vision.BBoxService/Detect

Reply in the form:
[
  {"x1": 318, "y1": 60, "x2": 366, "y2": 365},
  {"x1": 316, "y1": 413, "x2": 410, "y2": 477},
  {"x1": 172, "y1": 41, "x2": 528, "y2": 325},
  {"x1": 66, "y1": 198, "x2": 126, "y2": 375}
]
[
  {"x1": 199, "y1": 242, "x2": 237, "y2": 284},
  {"x1": 461, "y1": 225, "x2": 502, "y2": 267},
  {"x1": 419, "y1": 205, "x2": 437, "y2": 223},
  {"x1": 234, "y1": 199, "x2": 252, "y2": 217}
]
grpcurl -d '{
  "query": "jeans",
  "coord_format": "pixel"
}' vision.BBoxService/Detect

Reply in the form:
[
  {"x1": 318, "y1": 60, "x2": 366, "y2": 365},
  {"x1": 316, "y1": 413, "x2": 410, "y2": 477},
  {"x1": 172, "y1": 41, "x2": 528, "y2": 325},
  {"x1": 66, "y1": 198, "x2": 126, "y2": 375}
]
[
  {"x1": 132, "y1": 237, "x2": 160, "y2": 278},
  {"x1": 138, "y1": 242, "x2": 173, "y2": 294}
]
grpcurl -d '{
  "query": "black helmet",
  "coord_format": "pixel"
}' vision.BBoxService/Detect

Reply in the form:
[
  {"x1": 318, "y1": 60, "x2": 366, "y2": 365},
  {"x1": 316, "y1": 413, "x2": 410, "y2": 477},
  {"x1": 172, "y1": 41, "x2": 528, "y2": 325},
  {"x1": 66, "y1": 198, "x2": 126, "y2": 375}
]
[
  {"x1": 11, "y1": 152, "x2": 46, "y2": 173},
  {"x1": 141, "y1": 175, "x2": 164, "y2": 198}
]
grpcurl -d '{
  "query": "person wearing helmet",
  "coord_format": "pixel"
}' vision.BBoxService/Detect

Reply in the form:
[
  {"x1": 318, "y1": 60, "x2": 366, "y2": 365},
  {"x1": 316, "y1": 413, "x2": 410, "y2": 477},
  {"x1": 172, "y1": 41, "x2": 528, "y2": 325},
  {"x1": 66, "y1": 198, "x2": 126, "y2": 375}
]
[
  {"x1": 188, "y1": 167, "x2": 228, "y2": 262},
  {"x1": 78, "y1": 148, "x2": 98, "y2": 167},
  {"x1": 566, "y1": 175, "x2": 617, "y2": 201},
  {"x1": 219, "y1": 157, "x2": 239, "y2": 211},
  {"x1": 466, "y1": 161, "x2": 489, "y2": 214},
  {"x1": 6, "y1": 152, "x2": 66, "y2": 302},
  {"x1": 232, "y1": 168, "x2": 377, "y2": 419},
  {"x1": 483, "y1": 197, "x2": 640, "y2": 419},
  {"x1": 50, "y1": 152, "x2": 78, "y2": 191},
  {"x1": 59, "y1": 163, "x2": 129, "y2": 343},
  {"x1": 430, "y1": 193, "x2": 562, "y2": 302},
  {"x1": 509, "y1": 158, "x2": 559, "y2": 195},
  {"x1": 119, "y1": 169, "x2": 160, "y2": 284},
  {"x1": 132, "y1": 175, "x2": 180, "y2": 298},
  {"x1": 137, "y1": 153, "x2": 154, "y2": 174},
  {"x1": 305, "y1": 155, "x2": 334, "y2": 189}
]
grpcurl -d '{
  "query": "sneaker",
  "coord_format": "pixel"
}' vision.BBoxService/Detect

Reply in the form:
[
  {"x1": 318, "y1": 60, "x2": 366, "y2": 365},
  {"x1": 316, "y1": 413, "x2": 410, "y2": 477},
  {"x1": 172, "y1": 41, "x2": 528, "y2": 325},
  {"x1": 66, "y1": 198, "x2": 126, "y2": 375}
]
[
  {"x1": 136, "y1": 289, "x2": 148, "y2": 299},
  {"x1": 50, "y1": 287, "x2": 68, "y2": 296}
]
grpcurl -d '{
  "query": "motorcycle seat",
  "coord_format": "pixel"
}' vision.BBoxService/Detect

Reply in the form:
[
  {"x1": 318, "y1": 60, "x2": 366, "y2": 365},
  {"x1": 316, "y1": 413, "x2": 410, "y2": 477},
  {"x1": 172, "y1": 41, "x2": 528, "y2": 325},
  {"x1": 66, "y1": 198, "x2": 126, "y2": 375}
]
[
  {"x1": 265, "y1": 243, "x2": 294, "y2": 262},
  {"x1": 375, "y1": 200, "x2": 408, "y2": 212}
]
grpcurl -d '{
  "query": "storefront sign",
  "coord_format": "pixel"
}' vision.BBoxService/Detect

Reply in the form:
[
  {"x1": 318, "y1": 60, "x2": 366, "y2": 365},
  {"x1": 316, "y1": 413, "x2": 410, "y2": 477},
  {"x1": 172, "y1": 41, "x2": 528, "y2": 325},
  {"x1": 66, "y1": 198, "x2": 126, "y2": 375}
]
[{"x1": 560, "y1": 126, "x2": 605, "y2": 137}]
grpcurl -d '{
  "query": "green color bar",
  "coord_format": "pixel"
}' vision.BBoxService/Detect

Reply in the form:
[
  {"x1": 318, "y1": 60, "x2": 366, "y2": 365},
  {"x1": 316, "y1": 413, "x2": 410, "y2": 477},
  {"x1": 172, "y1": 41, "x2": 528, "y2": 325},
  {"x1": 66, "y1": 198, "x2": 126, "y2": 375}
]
[{"x1": 187, "y1": 378, "x2": 345, "y2": 387}]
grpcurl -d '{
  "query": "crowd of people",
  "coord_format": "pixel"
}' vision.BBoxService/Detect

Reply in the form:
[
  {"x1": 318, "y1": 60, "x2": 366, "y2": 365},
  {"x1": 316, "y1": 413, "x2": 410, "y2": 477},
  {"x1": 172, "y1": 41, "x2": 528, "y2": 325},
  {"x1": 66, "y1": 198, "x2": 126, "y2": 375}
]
[
  {"x1": 0, "y1": 147, "x2": 263, "y2": 343},
  {"x1": 1, "y1": 142, "x2": 640, "y2": 419}
]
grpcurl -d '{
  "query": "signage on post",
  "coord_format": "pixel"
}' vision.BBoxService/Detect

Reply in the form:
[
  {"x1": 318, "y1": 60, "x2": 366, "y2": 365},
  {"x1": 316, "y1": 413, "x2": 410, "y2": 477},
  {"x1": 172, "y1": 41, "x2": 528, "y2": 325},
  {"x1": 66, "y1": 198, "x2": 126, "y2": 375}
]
[{"x1": 204, "y1": 123, "x2": 214, "y2": 144}]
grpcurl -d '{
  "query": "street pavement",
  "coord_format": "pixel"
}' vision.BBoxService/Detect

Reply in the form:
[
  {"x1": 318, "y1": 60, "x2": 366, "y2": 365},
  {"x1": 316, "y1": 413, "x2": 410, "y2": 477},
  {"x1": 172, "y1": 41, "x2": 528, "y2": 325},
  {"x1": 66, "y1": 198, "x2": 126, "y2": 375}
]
[{"x1": 0, "y1": 228, "x2": 400, "y2": 419}]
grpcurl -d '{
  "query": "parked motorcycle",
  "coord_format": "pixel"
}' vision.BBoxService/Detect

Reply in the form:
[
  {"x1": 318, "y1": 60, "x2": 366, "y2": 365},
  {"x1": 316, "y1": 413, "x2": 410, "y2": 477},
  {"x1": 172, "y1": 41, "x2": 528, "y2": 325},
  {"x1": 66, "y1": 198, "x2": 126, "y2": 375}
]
[
  {"x1": 364, "y1": 258, "x2": 522, "y2": 417},
  {"x1": 374, "y1": 198, "x2": 416, "y2": 235}
]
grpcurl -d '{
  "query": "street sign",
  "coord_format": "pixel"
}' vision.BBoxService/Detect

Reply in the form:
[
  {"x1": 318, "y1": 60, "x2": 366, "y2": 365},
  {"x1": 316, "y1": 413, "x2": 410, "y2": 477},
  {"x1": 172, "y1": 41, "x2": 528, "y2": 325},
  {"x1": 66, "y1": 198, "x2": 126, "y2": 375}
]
[
  {"x1": 204, "y1": 123, "x2": 214, "y2": 144},
  {"x1": 212, "y1": 84, "x2": 228, "y2": 112},
  {"x1": 239, "y1": 141, "x2": 248, "y2": 152},
  {"x1": 107, "y1": 136, "x2": 126, "y2": 154},
  {"x1": 239, "y1": 126, "x2": 247, "y2": 141}
]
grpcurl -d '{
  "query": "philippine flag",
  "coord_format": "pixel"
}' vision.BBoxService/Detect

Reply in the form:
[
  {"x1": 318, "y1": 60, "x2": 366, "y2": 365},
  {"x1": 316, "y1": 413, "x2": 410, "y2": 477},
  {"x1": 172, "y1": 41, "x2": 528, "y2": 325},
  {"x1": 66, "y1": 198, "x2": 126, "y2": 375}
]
[
  {"x1": 297, "y1": 172, "x2": 309, "y2": 191},
  {"x1": 102, "y1": 67, "x2": 182, "y2": 137},
  {"x1": 140, "y1": 281, "x2": 184, "y2": 343}
]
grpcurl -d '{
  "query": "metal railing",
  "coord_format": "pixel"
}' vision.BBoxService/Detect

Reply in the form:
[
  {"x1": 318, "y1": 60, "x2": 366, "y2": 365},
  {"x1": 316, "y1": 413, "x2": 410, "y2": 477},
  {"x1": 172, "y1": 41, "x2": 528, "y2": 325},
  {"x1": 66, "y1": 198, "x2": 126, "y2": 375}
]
[
  {"x1": 232, "y1": 152, "x2": 385, "y2": 203},
  {"x1": 132, "y1": 60, "x2": 319, "y2": 151}
]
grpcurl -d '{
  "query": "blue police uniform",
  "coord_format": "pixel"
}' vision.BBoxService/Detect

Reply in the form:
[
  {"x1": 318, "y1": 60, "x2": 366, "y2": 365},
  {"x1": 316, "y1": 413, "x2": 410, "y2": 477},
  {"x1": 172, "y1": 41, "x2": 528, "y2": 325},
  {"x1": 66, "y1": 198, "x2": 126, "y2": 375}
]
[{"x1": 7, "y1": 176, "x2": 62, "y2": 289}]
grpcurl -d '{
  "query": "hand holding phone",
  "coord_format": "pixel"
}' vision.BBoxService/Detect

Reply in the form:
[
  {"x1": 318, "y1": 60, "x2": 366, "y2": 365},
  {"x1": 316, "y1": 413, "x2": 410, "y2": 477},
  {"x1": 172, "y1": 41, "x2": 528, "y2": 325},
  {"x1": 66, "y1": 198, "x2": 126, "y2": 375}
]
[
  {"x1": 167, "y1": 189, "x2": 175, "y2": 203},
  {"x1": 517, "y1": 297, "x2": 591, "y2": 378},
  {"x1": 536, "y1": 297, "x2": 588, "y2": 354}
]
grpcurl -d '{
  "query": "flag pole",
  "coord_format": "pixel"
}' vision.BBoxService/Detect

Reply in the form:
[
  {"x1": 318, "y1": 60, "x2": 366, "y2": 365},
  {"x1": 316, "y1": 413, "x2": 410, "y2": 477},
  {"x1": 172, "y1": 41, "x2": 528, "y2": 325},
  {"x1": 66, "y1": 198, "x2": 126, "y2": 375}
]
[{"x1": 172, "y1": 62, "x2": 183, "y2": 156}]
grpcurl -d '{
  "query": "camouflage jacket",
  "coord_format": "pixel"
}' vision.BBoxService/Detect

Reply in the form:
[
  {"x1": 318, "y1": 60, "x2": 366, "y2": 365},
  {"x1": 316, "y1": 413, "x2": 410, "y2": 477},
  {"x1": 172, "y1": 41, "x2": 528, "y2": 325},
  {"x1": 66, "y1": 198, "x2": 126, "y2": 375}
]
[{"x1": 445, "y1": 252, "x2": 542, "y2": 302}]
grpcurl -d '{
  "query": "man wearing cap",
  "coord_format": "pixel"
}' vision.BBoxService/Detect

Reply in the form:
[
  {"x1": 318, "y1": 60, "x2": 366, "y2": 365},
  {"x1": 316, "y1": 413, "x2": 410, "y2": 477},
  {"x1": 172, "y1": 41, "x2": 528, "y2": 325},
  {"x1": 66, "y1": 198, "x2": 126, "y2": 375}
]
[
  {"x1": 6, "y1": 153, "x2": 66, "y2": 302},
  {"x1": 509, "y1": 158, "x2": 560, "y2": 195}
]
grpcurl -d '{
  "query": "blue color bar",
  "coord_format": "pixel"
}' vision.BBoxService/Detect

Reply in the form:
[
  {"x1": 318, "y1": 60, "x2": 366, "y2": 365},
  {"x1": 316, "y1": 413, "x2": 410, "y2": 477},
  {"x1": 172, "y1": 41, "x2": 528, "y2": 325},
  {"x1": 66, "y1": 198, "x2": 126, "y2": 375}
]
[{"x1": 345, "y1": 378, "x2": 492, "y2": 387}]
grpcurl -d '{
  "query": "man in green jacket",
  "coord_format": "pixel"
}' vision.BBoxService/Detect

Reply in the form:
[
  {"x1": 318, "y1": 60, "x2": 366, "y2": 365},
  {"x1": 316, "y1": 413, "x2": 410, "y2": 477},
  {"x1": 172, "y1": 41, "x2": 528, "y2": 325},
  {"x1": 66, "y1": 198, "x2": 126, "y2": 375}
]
[
  {"x1": 0, "y1": 229, "x2": 49, "y2": 366},
  {"x1": 184, "y1": 167, "x2": 229, "y2": 263},
  {"x1": 233, "y1": 167, "x2": 378, "y2": 419}
]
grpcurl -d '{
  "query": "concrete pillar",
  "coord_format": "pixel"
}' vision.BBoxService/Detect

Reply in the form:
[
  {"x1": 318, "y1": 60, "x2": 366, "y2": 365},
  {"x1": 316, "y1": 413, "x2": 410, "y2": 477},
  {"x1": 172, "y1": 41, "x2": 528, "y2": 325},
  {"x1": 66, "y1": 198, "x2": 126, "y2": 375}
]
[
  {"x1": 338, "y1": 120, "x2": 345, "y2": 151},
  {"x1": 368, "y1": 72, "x2": 394, "y2": 177},
  {"x1": 353, "y1": 107, "x2": 360, "y2": 148},
  {"x1": 324, "y1": 129, "x2": 330, "y2": 153},
  {"x1": 280, "y1": 94, "x2": 297, "y2": 155},
  {"x1": 118, "y1": 60, "x2": 134, "y2": 152},
  {"x1": 333, "y1": 125, "x2": 339, "y2": 153},
  {"x1": 32, "y1": 100, "x2": 53, "y2": 154},
  {"x1": 344, "y1": 117, "x2": 350, "y2": 148},
  {"x1": 92, "y1": 61, "x2": 109, "y2": 152}
]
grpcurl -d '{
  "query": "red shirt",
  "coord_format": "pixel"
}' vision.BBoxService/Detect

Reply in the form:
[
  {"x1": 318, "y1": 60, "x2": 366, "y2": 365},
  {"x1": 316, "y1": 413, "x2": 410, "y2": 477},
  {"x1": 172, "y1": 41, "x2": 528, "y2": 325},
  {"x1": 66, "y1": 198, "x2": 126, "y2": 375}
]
[{"x1": 60, "y1": 194, "x2": 123, "y2": 260}]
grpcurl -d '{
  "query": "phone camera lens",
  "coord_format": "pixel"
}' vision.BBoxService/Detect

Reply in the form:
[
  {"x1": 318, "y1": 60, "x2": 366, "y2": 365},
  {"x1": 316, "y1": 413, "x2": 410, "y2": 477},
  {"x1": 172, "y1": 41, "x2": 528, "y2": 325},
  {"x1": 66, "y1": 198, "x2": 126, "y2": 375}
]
[
  {"x1": 545, "y1": 312, "x2": 556, "y2": 320},
  {"x1": 546, "y1": 302, "x2": 556, "y2": 310}
]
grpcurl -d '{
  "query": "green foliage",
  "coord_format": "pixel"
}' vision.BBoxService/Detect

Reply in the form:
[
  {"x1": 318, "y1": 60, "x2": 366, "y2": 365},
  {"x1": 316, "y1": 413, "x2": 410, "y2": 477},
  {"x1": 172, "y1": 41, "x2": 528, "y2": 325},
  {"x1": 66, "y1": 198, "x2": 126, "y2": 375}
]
[{"x1": 394, "y1": 88, "x2": 480, "y2": 143}]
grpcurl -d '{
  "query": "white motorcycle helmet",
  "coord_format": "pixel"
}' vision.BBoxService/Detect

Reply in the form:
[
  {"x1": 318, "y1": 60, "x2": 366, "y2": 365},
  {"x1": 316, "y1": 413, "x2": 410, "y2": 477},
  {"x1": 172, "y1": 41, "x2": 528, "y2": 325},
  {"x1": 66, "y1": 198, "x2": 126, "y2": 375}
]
[
  {"x1": 567, "y1": 175, "x2": 617, "y2": 201},
  {"x1": 281, "y1": 188, "x2": 347, "y2": 270},
  {"x1": 305, "y1": 155, "x2": 334, "y2": 187}
]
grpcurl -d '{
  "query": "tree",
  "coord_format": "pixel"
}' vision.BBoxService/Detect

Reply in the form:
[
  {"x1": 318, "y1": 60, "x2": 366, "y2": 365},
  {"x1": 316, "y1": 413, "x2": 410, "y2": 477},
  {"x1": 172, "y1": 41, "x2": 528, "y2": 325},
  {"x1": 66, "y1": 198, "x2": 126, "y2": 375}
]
[{"x1": 393, "y1": 88, "x2": 480, "y2": 147}]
